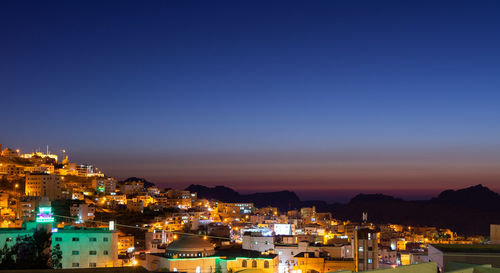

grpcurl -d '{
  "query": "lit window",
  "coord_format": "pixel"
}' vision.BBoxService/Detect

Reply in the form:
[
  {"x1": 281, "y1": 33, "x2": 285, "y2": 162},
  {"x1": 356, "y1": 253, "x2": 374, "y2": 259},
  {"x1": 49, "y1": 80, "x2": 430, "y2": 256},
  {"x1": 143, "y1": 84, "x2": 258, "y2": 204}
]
[
  {"x1": 368, "y1": 258, "x2": 373, "y2": 264},
  {"x1": 196, "y1": 266, "x2": 201, "y2": 273}
]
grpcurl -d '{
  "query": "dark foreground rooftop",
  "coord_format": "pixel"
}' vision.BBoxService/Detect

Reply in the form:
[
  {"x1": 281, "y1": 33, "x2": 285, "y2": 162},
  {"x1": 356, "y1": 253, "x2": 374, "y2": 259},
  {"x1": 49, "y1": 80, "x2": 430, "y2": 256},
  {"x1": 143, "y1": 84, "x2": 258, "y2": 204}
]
[{"x1": 432, "y1": 244, "x2": 500, "y2": 253}]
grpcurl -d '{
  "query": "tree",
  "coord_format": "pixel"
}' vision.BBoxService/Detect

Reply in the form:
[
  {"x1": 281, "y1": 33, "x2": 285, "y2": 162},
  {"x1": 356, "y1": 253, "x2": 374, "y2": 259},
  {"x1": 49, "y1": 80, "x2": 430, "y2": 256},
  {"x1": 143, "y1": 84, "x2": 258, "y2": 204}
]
[
  {"x1": 0, "y1": 229, "x2": 52, "y2": 269},
  {"x1": 0, "y1": 243, "x2": 15, "y2": 268},
  {"x1": 51, "y1": 244, "x2": 62, "y2": 269}
]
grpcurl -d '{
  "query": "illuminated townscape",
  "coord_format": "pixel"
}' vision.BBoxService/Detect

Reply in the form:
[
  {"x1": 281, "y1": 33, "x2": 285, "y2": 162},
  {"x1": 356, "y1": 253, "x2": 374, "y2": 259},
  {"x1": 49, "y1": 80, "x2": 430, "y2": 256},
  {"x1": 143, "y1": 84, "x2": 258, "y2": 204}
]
[
  {"x1": 1, "y1": 144, "x2": 500, "y2": 273},
  {"x1": 2, "y1": 0, "x2": 500, "y2": 272}
]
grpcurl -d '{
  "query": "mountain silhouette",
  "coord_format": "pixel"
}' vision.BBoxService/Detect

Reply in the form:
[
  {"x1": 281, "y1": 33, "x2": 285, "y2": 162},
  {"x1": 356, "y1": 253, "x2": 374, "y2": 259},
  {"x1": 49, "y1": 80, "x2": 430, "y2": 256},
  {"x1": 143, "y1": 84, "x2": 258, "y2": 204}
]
[
  {"x1": 185, "y1": 184, "x2": 302, "y2": 211},
  {"x1": 186, "y1": 184, "x2": 500, "y2": 236}
]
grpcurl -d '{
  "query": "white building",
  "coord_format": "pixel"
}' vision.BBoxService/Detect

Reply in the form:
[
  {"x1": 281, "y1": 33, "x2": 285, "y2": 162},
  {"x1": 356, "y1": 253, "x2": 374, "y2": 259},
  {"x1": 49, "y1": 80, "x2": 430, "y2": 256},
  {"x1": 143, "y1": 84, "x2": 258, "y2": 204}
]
[
  {"x1": 145, "y1": 229, "x2": 173, "y2": 253},
  {"x1": 242, "y1": 231, "x2": 274, "y2": 252},
  {"x1": 52, "y1": 226, "x2": 118, "y2": 269}
]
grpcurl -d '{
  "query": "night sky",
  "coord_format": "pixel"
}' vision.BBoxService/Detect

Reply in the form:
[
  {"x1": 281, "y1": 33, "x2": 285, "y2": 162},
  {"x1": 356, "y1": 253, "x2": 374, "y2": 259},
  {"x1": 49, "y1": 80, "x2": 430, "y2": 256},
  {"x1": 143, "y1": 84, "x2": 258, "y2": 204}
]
[{"x1": 1, "y1": 1, "x2": 500, "y2": 202}]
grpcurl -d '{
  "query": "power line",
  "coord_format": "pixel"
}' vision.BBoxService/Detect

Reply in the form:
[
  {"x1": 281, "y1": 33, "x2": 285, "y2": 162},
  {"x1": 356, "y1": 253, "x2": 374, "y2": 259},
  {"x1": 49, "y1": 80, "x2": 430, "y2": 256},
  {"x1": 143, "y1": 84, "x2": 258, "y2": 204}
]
[
  {"x1": 52, "y1": 214, "x2": 232, "y2": 240},
  {"x1": 52, "y1": 214, "x2": 304, "y2": 246}
]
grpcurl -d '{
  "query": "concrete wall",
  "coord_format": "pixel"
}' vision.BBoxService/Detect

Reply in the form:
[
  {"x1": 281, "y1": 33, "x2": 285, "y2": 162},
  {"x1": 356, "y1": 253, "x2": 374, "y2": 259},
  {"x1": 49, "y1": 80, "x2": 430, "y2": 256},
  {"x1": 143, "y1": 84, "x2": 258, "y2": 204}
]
[
  {"x1": 227, "y1": 256, "x2": 278, "y2": 273},
  {"x1": 491, "y1": 225, "x2": 500, "y2": 244}
]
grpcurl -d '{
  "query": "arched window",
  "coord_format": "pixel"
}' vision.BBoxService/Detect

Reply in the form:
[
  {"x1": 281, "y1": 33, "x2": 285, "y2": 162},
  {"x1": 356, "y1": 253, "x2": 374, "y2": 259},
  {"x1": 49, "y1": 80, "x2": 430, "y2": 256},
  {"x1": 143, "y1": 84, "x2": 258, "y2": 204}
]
[
  {"x1": 196, "y1": 266, "x2": 201, "y2": 273},
  {"x1": 252, "y1": 260, "x2": 257, "y2": 268},
  {"x1": 242, "y1": 260, "x2": 247, "y2": 267},
  {"x1": 264, "y1": 261, "x2": 269, "y2": 268}
]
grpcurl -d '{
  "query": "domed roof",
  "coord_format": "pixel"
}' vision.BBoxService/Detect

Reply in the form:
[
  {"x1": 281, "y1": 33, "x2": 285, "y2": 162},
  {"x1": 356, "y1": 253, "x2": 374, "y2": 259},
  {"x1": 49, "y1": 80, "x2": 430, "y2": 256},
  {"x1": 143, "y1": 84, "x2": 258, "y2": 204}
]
[{"x1": 166, "y1": 235, "x2": 214, "y2": 252}]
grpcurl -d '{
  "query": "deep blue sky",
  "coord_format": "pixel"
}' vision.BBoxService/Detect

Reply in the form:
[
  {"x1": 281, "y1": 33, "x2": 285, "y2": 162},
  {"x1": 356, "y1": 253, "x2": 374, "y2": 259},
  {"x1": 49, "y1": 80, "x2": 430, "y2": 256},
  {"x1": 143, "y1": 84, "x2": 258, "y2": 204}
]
[{"x1": 1, "y1": 1, "x2": 500, "y2": 201}]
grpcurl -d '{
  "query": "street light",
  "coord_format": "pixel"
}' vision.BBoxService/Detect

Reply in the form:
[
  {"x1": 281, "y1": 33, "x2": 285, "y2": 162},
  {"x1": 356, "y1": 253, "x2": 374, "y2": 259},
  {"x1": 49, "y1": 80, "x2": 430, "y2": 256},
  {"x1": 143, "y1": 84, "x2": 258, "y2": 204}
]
[{"x1": 13, "y1": 184, "x2": 19, "y2": 196}]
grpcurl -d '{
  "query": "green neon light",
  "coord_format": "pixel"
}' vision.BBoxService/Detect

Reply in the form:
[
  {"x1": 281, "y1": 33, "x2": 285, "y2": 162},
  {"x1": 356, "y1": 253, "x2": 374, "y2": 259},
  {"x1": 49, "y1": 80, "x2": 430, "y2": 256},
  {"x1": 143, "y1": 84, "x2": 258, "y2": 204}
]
[
  {"x1": 36, "y1": 206, "x2": 54, "y2": 223},
  {"x1": 167, "y1": 257, "x2": 217, "y2": 261}
]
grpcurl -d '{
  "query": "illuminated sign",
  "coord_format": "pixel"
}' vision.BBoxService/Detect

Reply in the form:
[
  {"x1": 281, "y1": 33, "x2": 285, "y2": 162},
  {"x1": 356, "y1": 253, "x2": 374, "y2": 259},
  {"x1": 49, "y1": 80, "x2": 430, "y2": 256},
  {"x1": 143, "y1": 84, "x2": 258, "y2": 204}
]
[
  {"x1": 36, "y1": 206, "x2": 54, "y2": 223},
  {"x1": 98, "y1": 186, "x2": 105, "y2": 193}
]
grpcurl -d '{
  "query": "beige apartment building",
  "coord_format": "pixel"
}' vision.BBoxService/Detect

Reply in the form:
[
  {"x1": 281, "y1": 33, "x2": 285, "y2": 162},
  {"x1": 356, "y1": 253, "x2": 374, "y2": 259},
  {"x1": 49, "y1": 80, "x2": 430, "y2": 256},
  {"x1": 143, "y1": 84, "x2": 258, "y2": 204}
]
[{"x1": 25, "y1": 173, "x2": 62, "y2": 200}]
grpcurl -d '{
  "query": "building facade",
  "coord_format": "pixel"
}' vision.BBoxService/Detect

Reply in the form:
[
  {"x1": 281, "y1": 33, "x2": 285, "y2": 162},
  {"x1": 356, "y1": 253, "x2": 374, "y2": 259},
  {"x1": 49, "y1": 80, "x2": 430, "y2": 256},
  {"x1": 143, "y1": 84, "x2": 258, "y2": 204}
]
[
  {"x1": 52, "y1": 226, "x2": 118, "y2": 269},
  {"x1": 25, "y1": 173, "x2": 62, "y2": 200}
]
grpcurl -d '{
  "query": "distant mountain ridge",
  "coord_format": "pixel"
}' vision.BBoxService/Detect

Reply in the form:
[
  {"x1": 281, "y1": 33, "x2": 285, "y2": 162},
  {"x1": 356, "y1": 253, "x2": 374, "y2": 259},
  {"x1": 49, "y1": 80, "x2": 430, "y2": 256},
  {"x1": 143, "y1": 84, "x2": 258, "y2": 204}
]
[
  {"x1": 185, "y1": 185, "x2": 302, "y2": 211},
  {"x1": 122, "y1": 177, "x2": 156, "y2": 188},
  {"x1": 186, "y1": 184, "x2": 500, "y2": 236}
]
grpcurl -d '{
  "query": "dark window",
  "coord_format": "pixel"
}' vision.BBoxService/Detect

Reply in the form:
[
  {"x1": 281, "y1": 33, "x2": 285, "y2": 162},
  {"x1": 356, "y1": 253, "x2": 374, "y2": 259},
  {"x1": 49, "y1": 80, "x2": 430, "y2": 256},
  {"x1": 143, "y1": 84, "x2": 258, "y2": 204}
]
[
  {"x1": 72, "y1": 251, "x2": 79, "y2": 255},
  {"x1": 103, "y1": 237, "x2": 109, "y2": 242},
  {"x1": 55, "y1": 237, "x2": 62, "y2": 242},
  {"x1": 89, "y1": 250, "x2": 97, "y2": 255},
  {"x1": 242, "y1": 260, "x2": 247, "y2": 267},
  {"x1": 72, "y1": 237, "x2": 79, "y2": 241},
  {"x1": 103, "y1": 250, "x2": 109, "y2": 255},
  {"x1": 252, "y1": 260, "x2": 257, "y2": 268},
  {"x1": 89, "y1": 263, "x2": 96, "y2": 268},
  {"x1": 264, "y1": 261, "x2": 270, "y2": 268},
  {"x1": 72, "y1": 263, "x2": 79, "y2": 267},
  {"x1": 89, "y1": 237, "x2": 97, "y2": 242}
]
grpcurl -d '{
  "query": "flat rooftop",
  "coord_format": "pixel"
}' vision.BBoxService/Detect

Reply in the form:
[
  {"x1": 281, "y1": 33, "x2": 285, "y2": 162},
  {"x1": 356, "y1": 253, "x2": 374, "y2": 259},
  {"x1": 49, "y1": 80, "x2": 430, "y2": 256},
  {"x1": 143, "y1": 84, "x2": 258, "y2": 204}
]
[{"x1": 431, "y1": 244, "x2": 500, "y2": 253}]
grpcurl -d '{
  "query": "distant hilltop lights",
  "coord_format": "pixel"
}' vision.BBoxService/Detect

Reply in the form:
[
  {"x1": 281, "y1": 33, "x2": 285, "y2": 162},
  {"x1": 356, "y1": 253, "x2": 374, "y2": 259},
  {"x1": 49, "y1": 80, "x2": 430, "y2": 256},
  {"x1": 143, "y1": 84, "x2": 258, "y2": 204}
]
[
  {"x1": 0, "y1": 143, "x2": 103, "y2": 178},
  {"x1": 2, "y1": 144, "x2": 61, "y2": 162},
  {"x1": 21, "y1": 151, "x2": 58, "y2": 162}
]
